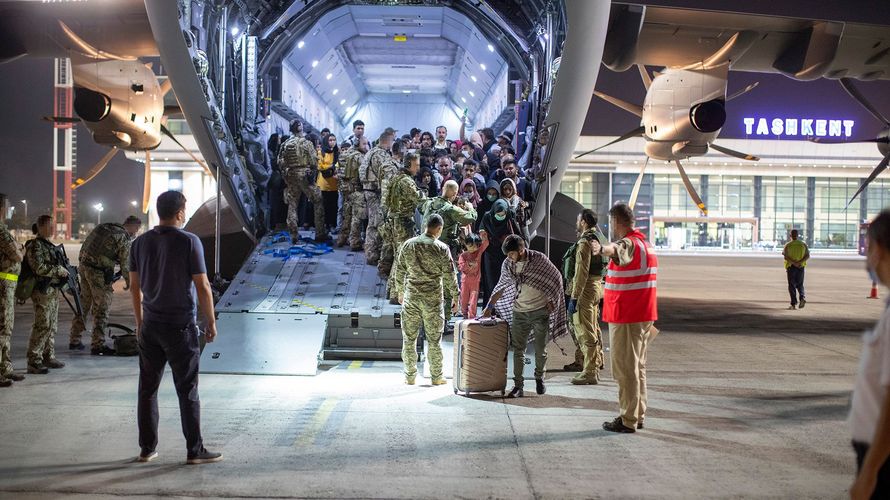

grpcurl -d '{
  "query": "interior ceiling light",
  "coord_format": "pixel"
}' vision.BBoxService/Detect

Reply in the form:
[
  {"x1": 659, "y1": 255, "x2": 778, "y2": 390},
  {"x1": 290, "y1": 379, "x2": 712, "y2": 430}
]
[
  {"x1": 470, "y1": 75, "x2": 477, "y2": 83},
  {"x1": 231, "y1": 27, "x2": 239, "y2": 37},
  {"x1": 332, "y1": 88, "x2": 339, "y2": 95},
  {"x1": 461, "y1": 97, "x2": 466, "y2": 103},
  {"x1": 340, "y1": 99, "x2": 346, "y2": 105},
  {"x1": 468, "y1": 90, "x2": 475, "y2": 97},
  {"x1": 402, "y1": 90, "x2": 412, "y2": 94},
  {"x1": 480, "y1": 63, "x2": 486, "y2": 70},
  {"x1": 311, "y1": 60, "x2": 319, "y2": 68},
  {"x1": 487, "y1": 44, "x2": 494, "y2": 52},
  {"x1": 326, "y1": 73, "x2": 333, "y2": 80},
  {"x1": 297, "y1": 40, "x2": 305, "y2": 49}
]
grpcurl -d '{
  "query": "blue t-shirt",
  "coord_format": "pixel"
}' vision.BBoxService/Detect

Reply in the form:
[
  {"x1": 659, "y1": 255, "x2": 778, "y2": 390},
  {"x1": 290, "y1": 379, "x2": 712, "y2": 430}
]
[{"x1": 129, "y1": 225, "x2": 207, "y2": 325}]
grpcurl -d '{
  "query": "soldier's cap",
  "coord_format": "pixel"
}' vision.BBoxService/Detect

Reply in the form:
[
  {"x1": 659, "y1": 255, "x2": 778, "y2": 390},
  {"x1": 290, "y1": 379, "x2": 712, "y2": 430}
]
[{"x1": 124, "y1": 216, "x2": 141, "y2": 226}]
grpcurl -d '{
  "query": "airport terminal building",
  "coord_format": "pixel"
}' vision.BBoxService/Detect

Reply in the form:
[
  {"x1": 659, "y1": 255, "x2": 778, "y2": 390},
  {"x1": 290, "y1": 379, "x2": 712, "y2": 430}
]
[{"x1": 567, "y1": 120, "x2": 885, "y2": 252}]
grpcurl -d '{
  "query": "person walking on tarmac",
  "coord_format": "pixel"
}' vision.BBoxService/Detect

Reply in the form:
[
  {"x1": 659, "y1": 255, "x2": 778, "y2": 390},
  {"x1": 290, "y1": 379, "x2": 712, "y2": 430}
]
[
  {"x1": 0, "y1": 221, "x2": 25, "y2": 385},
  {"x1": 783, "y1": 229, "x2": 810, "y2": 310},
  {"x1": 278, "y1": 119, "x2": 328, "y2": 243},
  {"x1": 590, "y1": 203, "x2": 658, "y2": 433},
  {"x1": 393, "y1": 214, "x2": 459, "y2": 386},
  {"x1": 24, "y1": 215, "x2": 69, "y2": 374},
  {"x1": 69, "y1": 215, "x2": 142, "y2": 355},
  {"x1": 565, "y1": 209, "x2": 609, "y2": 385}
]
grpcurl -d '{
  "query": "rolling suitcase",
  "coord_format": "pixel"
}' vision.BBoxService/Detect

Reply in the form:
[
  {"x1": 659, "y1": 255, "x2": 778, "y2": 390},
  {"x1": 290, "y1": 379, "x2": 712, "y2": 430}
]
[{"x1": 453, "y1": 317, "x2": 509, "y2": 396}]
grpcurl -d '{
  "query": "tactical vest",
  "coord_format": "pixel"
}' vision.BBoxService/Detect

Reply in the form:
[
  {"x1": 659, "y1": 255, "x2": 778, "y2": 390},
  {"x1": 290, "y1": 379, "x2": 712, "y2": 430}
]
[
  {"x1": 338, "y1": 150, "x2": 361, "y2": 183},
  {"x1": 360, "y1": 148, "x2": 386, "y2": 191},
  {"x1": 280, "y1": 136, "x2": 313, "y2": 171},
  {"x1": 385, "y1": 173, "x2": 418, "y2": 218},
  {"x1": 423, "y1": 197, "x2": 460, "y2": 244},
  {"x1": 562, "y1": 228, "x2": 609, "y2": 285},
  {"x1": 82, "y1": 223, "x2": 127, "y2": 269}
]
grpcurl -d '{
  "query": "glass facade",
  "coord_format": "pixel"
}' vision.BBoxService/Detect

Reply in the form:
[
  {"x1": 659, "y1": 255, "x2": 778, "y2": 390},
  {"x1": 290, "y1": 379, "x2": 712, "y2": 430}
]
[{"x1": 557, "y1": 172, "x2": 887, "y2": 251}]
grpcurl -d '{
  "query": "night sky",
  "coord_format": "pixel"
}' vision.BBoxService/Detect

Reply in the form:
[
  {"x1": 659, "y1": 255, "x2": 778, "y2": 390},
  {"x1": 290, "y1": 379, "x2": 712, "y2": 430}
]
[{"x1": 2, "y1": 1, "x2": 890, "y2": 225}]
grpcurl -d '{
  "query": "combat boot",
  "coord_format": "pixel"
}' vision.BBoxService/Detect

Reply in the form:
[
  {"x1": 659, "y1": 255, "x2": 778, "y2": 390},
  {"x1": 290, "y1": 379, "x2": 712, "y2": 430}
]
[
  {"x1": 405, "y1": 375, "x2": 416, "y2": 385},
  {"x1": 431, "y1": 377, "x2": 447, "y2": 385},
  {"x1": 563, "y1": 361, "x2": 583, "y2": 372},
  {"x1": 27, "y1": 363, "x2": 49, "y2": 374},
  {"x1": 7, "y1": 373, "x2": 24, "y2": 382},
  {"x1": 45, "y1": 359, "x2": 65, "y2": 369},
  {"x1": 571, "y1": 372, "x2": 600, "y2": 385},
  {"x1": 69, "y1": 341, "x2": 85, "y2": 351},
  {"x1": 0, "y1": 377, "x2": 11, "y2": 387}
]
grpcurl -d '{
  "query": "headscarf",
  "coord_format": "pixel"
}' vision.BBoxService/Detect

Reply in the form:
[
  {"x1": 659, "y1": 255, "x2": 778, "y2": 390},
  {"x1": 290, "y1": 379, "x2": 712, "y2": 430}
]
[
  {"x1": 459, "y1": 178, "x2": 481, "y2": 207},
  {"x1": 500, "y1": 178, "x2": 521, "y2": 213}
]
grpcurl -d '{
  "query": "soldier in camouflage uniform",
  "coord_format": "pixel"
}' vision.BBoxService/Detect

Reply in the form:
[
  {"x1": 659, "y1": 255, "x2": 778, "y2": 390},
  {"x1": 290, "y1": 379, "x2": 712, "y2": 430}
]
[
  {"x1": 277, "y1": 120, "x2": 328, "y2": 242},
  {"x1": 336, "y1": 140, "x2": 360, "y2": 247},
  {"x1": 357, "y1": 131, "x2": 395, "y2": 265},
  {"x1": 382, "y1": 153, "x2": 425, "y2": 302},
  {"x1": 0, "y1": 222, "x2": 25, "y2": 386},
  {"x1": 377, "y1": 139, "x2": 406, "y2": 279},
  {"x1": 25, "y1": 215, "x2": 69, "y2": 374},
  {"x1": 393, "y1": 214, "x2": 459, "y2": 385},
  {"x1": 345, "y1": 137, "x2": 370, "y2": 250},
  {"x1": 421, "y1": 180, "x2": 478, "y2": 320},
  {"x1": 69, "y1": 216, "x2": 141, "y2": 355}
]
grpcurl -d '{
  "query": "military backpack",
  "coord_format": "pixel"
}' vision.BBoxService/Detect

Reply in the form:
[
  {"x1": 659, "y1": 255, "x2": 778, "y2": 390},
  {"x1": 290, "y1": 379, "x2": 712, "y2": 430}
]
[{"x1": 562, "y1": 228, "x2": 609, "y2": 285}]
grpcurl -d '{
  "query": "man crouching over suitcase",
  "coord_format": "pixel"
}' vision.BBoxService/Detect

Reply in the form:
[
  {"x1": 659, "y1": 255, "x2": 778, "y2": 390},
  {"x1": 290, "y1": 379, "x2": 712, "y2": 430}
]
[
  {"x1": 394, "y1": 214, "x2": 459, "y2": 385},
  {"x1": 482, "y1": 235, "x2": 567, "y2": 397}
]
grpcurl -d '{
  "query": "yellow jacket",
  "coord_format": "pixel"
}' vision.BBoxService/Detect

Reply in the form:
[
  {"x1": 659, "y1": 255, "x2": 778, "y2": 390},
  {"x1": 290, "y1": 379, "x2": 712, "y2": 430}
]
[{"x1": 317, "y1": 151, "x2": 339, "y2": 192}]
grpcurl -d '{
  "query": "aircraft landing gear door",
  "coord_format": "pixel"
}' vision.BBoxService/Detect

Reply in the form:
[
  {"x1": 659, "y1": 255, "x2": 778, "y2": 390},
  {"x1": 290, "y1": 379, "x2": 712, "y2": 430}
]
[{"x1": 200, "y1": 312, "x2": 327, "y2": 376}]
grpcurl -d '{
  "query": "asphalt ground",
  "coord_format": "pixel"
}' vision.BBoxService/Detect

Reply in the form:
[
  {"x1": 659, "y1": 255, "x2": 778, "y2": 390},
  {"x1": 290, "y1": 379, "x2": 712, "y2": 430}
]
[{"x1": 0, "y1": 252, "x2": 881, "y2": 499}]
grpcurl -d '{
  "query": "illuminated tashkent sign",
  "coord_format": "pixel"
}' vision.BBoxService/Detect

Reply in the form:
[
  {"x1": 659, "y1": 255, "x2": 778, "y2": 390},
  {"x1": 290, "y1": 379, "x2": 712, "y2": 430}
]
[{"x1": 743, "y1": 117, "x2": 855, "y2": 137}]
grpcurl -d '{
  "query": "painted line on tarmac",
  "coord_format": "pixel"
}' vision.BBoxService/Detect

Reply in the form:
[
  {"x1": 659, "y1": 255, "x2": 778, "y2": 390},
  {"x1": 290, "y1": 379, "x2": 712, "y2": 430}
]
[
  {"x1": 294, "y1": 398, "x2": 338, "y2": 447},
  {"x1": 348, "y1": 360, "x2": 363, "y2": 370},
  {"x1": 273, "y1": 397, "x2": 324, "y2": 447},
  {"x1": 313, "y1": 399, "x2": 350, "y2": 447}
]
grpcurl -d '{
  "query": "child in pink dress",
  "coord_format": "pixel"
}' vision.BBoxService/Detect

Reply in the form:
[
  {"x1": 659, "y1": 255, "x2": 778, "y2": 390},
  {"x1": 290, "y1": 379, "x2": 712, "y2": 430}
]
[{"x1": 458, "y1": 232, "x2": 489, "y2": 318}]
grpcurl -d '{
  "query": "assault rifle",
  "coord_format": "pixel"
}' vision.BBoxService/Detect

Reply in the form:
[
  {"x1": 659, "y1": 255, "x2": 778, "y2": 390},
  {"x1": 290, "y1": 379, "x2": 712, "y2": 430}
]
[{"x1": 55, "y1": 244, "x2": 84, "y2": 318}]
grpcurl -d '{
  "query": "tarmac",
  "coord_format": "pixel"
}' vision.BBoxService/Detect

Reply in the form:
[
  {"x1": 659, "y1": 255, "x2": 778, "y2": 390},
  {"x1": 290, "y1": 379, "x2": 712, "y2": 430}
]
[{"x1": 0, "y1": 251, "x2": 881, "y2": 499}]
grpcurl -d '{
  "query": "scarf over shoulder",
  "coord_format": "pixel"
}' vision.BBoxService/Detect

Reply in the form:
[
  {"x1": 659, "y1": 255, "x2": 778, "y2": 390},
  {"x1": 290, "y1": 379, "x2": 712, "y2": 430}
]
[{"x1": 491, "y1": 249, "x2": 568, "y2": 342}]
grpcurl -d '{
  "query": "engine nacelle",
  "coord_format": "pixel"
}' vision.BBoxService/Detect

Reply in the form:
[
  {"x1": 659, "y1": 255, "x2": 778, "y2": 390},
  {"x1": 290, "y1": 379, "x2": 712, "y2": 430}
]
[
  {"x1": 74, "y1": 87, "x2": 112, "y2": 122},
  {"x1": 689, "y1": 99, "x2": 726, "y2": 133}
]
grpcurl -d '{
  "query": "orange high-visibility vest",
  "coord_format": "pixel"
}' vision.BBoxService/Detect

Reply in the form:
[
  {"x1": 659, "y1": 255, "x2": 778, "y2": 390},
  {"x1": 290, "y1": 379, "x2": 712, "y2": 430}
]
[{"x1": 602, "y1": 229, "x2": 658, "y2": 323}]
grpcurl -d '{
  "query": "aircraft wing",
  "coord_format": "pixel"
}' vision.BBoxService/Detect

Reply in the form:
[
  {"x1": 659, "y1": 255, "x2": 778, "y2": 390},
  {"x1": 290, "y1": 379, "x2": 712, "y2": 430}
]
[{"x1": 604, "y1": 4, "x2": 890, "y2": 81}]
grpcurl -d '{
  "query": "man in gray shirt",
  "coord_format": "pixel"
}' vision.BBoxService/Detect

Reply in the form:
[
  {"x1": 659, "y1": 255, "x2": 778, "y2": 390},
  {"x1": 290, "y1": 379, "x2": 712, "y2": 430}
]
[{"x1": 129, "y1": 190, "x2": 222, "y2": 464}]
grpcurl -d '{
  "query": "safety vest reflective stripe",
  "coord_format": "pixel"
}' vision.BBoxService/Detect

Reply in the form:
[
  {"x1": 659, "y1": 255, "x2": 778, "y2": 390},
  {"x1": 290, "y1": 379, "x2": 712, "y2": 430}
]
[
  {"x1": 607, "y1": 241, "x2": 656, "y2": 277},
  {"x1": 0, "y1": 272, "x2": 18, "y2": 282},
  {"x1": 604, "y1": 280, "x2": 656, "y2": 291}
]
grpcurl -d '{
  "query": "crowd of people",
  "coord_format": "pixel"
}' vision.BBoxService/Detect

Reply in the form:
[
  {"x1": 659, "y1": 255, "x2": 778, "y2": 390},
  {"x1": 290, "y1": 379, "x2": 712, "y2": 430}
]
[{"x1": 267, "y1": 118, "x2": 539, "y2": 308}]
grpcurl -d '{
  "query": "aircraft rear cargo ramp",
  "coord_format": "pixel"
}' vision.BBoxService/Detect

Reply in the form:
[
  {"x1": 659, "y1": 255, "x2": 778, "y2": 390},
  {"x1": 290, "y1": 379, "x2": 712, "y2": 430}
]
[{"x1": 201, "y1": 233, "x2": 404, "y2": 376}]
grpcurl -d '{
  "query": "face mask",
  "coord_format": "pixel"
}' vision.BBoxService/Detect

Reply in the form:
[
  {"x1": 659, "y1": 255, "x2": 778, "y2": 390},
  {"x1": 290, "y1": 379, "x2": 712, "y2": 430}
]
[
  {"x1": 462, "y1": 150, "x2": 471, "y2": 158},
  {"x1": 487, "y1": 194, "x2": 498, "y2": 202},
  {"x1": 495, "y1": 213, "x2": 506, "y2": 222}
]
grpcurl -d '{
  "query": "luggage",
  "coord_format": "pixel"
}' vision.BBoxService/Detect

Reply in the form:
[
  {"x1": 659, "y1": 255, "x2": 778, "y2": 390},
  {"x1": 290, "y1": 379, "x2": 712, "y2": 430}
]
[{"x1": 453, "y1": 317, "x2": 509, "y2": 396}]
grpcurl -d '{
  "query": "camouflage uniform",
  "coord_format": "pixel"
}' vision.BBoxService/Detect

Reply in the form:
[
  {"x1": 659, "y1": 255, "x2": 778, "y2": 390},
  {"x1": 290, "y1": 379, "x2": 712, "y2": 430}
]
[
  {"x1": 421, "y1": 197, "x2": 477, "y2": 316},
  {"x1": 278, "y1": 135, "x2": 327, "y2": 240},
  {"x1": 393, "y1": 234, "x2": 459, "y2": 380},
  {"x1": 357, "y1": 146, "x2": 391, "y2": 264},
  {"x1": 25, "y1": 237, "x2": 67, "y2": 367},
  {"x1": 0, "y1": 224, "x2": 21, "y2": 379},
  {"x1": 383, "y1": 171, "x2": 426, "y2": 296},
  {"x1": 337, "y1": 148, "x2": 363, "y2": 248},
  {"x1": 376, "y1": 156, "x2": 404, "y2": 278},
  {"x1": 70, "y1": 223, "x2": 132, "y2": 349}
]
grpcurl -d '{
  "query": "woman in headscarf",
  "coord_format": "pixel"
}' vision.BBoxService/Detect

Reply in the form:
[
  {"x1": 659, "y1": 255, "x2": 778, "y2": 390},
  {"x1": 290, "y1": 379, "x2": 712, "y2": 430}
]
[
  {"x1": 500, "y1": 178, "x2": 531, "y2": 241},
  {"x1": 416, "y1": 167, "x2": 438, "y2": 197},
  {"x1": 459, "y1": 178, "x2": 481, "y2": 208},
  {"x1": 475, "y1": 180, "x2": 500, "y2": 232},
  {"x1": 479, "y1": 198, "x2": 523, "y2": 304}
]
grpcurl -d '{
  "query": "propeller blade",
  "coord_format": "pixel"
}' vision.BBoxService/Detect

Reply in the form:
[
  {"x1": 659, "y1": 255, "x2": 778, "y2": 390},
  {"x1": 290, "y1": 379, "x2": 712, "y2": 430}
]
[
  {"x1": 628, "y1": 157, "x2": 650, "y2": 210},
  {"x1": 848, "y1": 154, "x2": 890, "y2": 206},
  {"x1": 675, "y1": 160, "x2": 708, "y2": 215},
  {"x1": 160, "y1": 78, "x2": 173, "y2": 97},
  {"x1": 142, "y1": 152, "x2": 152, "y2": 214},
  {"x1": 58, "y1": 20, "x2": 136, "y2": 61},
  {"x1": 637, "y1": 64, "x2": 652, "y2": 91},
  {"x1": 727, "y1": 82, "x2": 759, "y2": 101},
  {"x1": 808, "y1": 136, "x2": 885, "y2": 144},
  {"x1": 840, "y1": 78, "x2": 890, "y2": 126},
  {"x1": 71, "y1": 148, "x2": 119, "y2": 189},
  {"x1": 42, "y1": 116, "x2": 81, "y2": 123},
  {"x1": 593, "y1": 91, "x2": 643, "y2": 118},
  {"x1": 575, "y1": 126, "x2": 645, "y2": 159},
  {"x1": 160, "y1": 124, "x2": 213, "y2": 176},
  {"x1": 710, "y1": 143, "x2": 760, "y2": 161}
]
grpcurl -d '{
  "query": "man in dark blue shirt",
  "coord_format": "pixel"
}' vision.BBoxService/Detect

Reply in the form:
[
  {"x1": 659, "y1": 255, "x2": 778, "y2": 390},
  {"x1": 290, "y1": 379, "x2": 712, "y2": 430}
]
[{"x1": 129, "y1": 190, "x2": 222, "y2": 465}]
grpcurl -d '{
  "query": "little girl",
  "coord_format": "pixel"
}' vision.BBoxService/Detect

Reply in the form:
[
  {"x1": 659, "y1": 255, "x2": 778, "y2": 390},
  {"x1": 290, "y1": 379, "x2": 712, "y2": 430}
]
[{"x1": 457, "y1": 232, "x2": 489, "y2": 318}]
